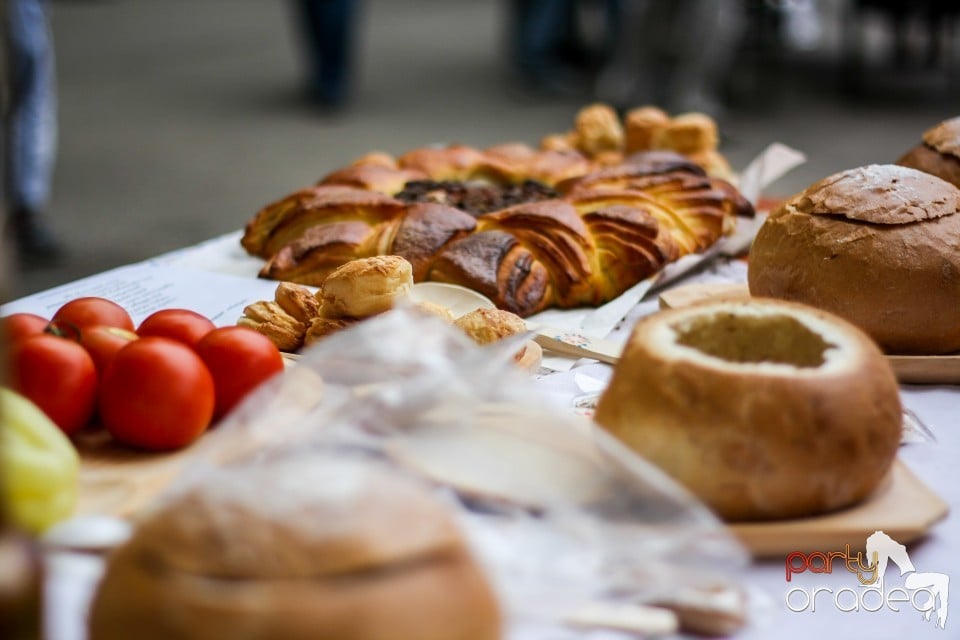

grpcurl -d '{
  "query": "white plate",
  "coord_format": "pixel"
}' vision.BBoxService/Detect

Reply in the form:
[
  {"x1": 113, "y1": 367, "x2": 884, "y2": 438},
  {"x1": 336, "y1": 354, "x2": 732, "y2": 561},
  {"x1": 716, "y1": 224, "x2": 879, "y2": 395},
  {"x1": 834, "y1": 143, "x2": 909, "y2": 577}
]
[{"x1": 410, "y1": 282, "x2": 495, "y2": 317}]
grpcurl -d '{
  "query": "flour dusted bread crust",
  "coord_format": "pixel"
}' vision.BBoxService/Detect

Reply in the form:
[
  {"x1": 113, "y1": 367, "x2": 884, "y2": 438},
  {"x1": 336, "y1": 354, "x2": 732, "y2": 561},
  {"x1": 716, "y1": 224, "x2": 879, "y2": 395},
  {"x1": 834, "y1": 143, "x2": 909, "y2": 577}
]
[
  {"x1": 594, "y1": 299, "x2": 902, "y2": 522},
  {"x1": 898, "y1": 116, "x2": 960, "y2": 188},
  {"x1": 89, "y1": 460, "x2": 501, "y2": 640},
  {"x1": 748, "y1": 164, "x2": 960, "y2": 354}
]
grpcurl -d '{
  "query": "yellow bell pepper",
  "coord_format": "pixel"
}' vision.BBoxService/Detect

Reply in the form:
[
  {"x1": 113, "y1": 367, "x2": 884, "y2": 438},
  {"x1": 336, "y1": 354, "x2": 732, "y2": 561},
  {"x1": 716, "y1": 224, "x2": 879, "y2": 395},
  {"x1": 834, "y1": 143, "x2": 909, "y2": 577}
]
[{"x1": 1, "y1": 387, "x2": 79, "y2": 534}]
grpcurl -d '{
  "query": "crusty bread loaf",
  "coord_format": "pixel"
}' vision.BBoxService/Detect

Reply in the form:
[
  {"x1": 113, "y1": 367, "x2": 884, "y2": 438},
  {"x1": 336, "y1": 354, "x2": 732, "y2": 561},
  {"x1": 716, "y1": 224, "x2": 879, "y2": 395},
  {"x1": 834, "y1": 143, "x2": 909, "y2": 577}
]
[
  {"x1": 242, "y1": 146, "x2": 752, "y2": 317},
  {"x1": 594, "y1": 298, "x2": 902, "y2": 522},
  {"x1": 748, "y1": 164, "x2": 960, "y2": 354},
  {"x1": 89, "y1": 460, "x2": 502, "y2": 640},
  {"x1": 898, "y1": 116, "x2": 960, "y2": 189}
]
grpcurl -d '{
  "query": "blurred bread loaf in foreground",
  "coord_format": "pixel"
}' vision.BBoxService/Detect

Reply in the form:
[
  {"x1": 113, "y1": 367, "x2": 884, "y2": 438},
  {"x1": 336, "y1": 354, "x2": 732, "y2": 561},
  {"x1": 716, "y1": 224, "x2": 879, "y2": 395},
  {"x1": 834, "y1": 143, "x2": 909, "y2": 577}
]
[
  {"x1": 898, "y1": 116, "x2": 960, "y2": 189},
  {"x1": 748, "y1": 164, "x2": 960, "y2": 354},
  {"x1": 89, "y1": 460, "x2": 502, "y2": 640},
  {"x1": 594, "y1": 298, "x2": 902, "y2": 522}
]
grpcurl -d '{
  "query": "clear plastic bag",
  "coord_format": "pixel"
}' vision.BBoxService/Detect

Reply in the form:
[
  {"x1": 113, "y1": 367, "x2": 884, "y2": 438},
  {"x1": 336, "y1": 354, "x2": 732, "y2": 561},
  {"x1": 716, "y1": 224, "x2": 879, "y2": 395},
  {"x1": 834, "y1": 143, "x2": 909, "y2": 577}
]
[{"x1": 165, "y1": 307, "x2": 750, "y2": 638}]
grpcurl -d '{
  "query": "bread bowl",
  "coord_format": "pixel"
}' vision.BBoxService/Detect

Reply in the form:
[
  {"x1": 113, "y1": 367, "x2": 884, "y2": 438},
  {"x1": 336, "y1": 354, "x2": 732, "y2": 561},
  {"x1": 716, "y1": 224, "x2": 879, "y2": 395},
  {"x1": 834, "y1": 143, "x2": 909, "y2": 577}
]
[
  {"x1": 898, "y1": 116, "x2": 960, "y2": 188},
  {"x1": 88, "y1": 459, "x2": 502, "y2": 640},
  {"x1": 748, "y1": 164, "x2": 960, "y2": 354},
  {"x1": 593, "y1": 298, "x2": 902, "y2": 522}
]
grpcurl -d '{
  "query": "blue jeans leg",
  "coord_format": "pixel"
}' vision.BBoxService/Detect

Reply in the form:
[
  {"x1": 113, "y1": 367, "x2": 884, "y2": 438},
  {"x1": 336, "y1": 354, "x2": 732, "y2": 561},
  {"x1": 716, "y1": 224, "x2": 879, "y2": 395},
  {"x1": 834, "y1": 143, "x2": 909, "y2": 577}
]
[{"x1": 4, "y1": 0, "x2": 57, "y2": 214}]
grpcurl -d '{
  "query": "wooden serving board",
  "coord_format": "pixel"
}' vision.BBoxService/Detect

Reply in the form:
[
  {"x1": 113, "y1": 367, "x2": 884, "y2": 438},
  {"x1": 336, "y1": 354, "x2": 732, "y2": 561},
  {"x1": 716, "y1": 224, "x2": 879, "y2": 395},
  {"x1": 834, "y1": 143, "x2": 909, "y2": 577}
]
[
  {"x1": 74, "y1": 430, "x2": 196, "y2": 519},
  {"x1": 658, "y1": 283, "x2": 960, "y2": 385},
  {"x1": 730, "y1": 461, "x2": 948, "y2": 557}
]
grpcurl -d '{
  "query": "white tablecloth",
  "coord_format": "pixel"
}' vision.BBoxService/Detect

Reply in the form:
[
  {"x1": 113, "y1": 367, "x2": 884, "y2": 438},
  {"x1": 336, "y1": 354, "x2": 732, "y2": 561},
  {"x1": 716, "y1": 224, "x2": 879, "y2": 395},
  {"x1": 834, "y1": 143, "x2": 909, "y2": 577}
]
[{"x1": 15, "y1": 233, "x2": 955, "y2": 640}]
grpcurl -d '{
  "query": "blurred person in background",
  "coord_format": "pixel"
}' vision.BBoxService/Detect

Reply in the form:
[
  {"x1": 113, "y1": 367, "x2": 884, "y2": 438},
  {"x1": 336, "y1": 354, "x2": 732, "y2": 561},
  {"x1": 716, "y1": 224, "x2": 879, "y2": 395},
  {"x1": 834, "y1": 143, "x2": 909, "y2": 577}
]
[
  {"x1": 290, "y1": 0, "x2": 359, "y2": 108},
  {"x1": 595, "y1": 0, "x2": 744, "y2": 115},
  {"x1": 508, "y1": 0, "x2": 622, "y2": 96},
  {"x1": 1, "y1": 0, "x2": 63, "y2": 266}
]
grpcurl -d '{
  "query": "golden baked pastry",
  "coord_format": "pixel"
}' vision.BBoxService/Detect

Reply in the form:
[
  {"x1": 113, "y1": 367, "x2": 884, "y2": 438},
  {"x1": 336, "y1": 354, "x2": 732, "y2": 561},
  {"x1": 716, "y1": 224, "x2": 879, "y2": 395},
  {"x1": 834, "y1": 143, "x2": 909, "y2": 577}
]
[
  {"x1": 242, "y1": 139, "x2": 752, "y2": 317},
  {"x1": 624, "y1": 106, "x2": 671, "y2": 153},
  {"x1": 88, "y1": 459, "x2": 502, "y2": 640},
  {"x1": 897, "y1": 116, "x2": 960, "y2": 188},
  {"x1": 569, "y1": 103, "x2": 625, "y2": 159},
  {"x1": 303, "y1": 316, "x2": 358, "y2": 347},
  {"x1": 238, "y1": 299, "x2": 306, "y2": 352},
  {"x1": 319, "y1": 255, "x2": 413, "y2": 319},
  {"x1": 546, "y1": 104, "x2": 734, "y2": 180},
  {"x1": 241, "y1": 259, "x2": 466, "y2": 349},
  {"x1": 594, "y1": 298, "x2": 902, "y2": 522},
  {"x1": 749, "y1": 164, "x2": 960, "y2": 354},
  {"x1": 454, "y1": 308, "x2": 527, "y2": 345},
  {"x1": 274, "y1": 281, "x2": 320, "y2": 323}
]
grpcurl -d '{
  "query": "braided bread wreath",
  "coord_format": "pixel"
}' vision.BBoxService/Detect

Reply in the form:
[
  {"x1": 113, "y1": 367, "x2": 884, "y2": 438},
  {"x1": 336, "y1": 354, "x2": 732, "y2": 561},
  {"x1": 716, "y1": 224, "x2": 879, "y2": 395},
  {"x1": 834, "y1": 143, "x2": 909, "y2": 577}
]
[{"x1": 240, "y1": 144, "x2": 753, "y2": 317}]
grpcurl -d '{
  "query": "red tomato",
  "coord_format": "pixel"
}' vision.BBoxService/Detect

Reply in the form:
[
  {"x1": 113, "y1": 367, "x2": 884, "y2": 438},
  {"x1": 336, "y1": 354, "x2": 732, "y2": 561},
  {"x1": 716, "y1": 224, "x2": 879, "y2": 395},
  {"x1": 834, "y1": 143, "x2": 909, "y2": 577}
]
[
  {"x1": 79, "y1": 325, "x2": 138, "y2": 376},
  {"x1": 137, "y1": 308, "x2": 215, "y2": 349},
  {"x1": 1, "y1": 313, "x2": 50, "y2": 345},
  {"x1": 9, "y1": 334, "x2": 98, "y2": 435},
  {"x1": 53, "y1": 297, "x2": 134, "y2": 332},
  {"x1": 196, "y1": 326, "x2": 284, "y2": 420},
  {"x1": 99, "y1": 337, "x2": 214, "y2": 450}
]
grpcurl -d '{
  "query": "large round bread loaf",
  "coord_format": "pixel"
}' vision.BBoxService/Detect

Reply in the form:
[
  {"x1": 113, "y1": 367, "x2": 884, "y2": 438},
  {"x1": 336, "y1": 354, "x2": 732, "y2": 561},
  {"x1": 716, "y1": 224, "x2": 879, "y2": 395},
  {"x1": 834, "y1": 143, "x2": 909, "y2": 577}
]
[
  {"x1": 748, "y1": 164, "x2": 960, "y2": 354},
  {"x1": 88, "y1": 460, "x2": 501, "y2": 640},
  {"x1": 594, "y1": 298, "x2": 902, "y2": 522},
  {"x1": 898, "y1": 116, "x2": 960, "y2": 189}
]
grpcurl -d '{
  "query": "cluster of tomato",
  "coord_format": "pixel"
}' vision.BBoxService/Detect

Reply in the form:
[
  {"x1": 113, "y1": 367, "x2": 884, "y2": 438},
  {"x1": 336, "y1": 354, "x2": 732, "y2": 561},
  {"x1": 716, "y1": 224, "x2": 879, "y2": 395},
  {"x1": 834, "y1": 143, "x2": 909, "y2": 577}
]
[{"x1": 2, "y1": 297, "x2": 284, "y2": 451}]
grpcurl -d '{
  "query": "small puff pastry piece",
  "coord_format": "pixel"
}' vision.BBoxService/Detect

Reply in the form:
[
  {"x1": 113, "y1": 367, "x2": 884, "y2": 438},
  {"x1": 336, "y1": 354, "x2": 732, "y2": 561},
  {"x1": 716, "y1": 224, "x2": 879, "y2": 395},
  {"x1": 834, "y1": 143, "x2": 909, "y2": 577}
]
[
  {"x1": 572, "y1": 103, "x2": 625, "y2": 156},
  {"x1": 454, "y1": 308, "x2": 527, "y2": 345},
  {"x1": 624, "y1": 106, "x2": 670, "y2": 153},
  {"x1": 303, "y1": 317, "x2": 359, "y2": 347},
  {"x1": 319, "y1": 255, "x2": 414, "y2": 319},
  {"x1": 239, "y1": 300, "x2": 306, "y2": 352},
  {"x1": 274, "y1": 282, "x2": 321, "y2": 323}
]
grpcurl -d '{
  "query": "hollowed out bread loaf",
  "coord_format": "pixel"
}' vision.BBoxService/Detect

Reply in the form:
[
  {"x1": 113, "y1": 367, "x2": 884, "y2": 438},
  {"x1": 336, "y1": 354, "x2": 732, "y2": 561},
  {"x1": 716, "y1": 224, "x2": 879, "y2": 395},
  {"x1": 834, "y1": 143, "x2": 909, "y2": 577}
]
[
  {"x1": 88, "y1": 460, "x2": 502, "y2": 640},
  {"x1": 898, "y1": 116, "x2": 960, "y2": 188},
  {"x1": 594, "y1": 299, "x2": 902, "y2": 522},
  {"x1": 748, "y1": 164, "x2": 960, "y2": 354}
]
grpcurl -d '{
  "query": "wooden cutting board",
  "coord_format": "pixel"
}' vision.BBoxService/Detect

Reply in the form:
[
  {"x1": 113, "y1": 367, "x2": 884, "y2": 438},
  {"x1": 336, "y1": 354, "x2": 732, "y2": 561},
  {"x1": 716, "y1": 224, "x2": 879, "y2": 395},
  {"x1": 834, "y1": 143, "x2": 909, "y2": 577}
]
[
  {"x1": 658, "y1": 283, "x2": 960, "y2": 385},
  {"x1": 730, "y1": 461, "x2": 948, "y2": 557},
  {"x1": 74, "y1": 429, "x2": 196, "y2": 519}
]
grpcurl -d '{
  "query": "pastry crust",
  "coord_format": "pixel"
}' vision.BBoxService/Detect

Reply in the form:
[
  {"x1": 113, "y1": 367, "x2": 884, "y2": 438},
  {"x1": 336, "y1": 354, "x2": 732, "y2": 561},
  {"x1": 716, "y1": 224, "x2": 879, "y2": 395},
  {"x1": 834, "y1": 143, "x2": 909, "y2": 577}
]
[
  {"x1": 454, "y1": 308, "x2": 527, "y2": 345},
  {"x1": 274, "y1": 282, "x2": 320, "y2": 323},
  {"x1": 749, "y1": 164, "x2": 960, "y2": 354},
  {"x1": 303, "y1": 316, "x2": 358, "y2": 347},
  {"x1": 238, "y1": 300, "x2": 306, "y2": 352},
  {"x1": 319, "y1": 255, "x2": 413, "y2": 319},
  {"x1": 624, "y1": 106, "x2": 670, "y2": 153}
]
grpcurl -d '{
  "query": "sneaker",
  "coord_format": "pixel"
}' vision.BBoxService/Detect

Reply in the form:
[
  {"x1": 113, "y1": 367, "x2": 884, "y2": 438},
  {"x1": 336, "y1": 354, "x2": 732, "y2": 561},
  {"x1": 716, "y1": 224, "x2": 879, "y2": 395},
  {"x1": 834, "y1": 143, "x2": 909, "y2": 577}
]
[{"x1": 9, "y1": 209, "x2": 65, "y2": 268}]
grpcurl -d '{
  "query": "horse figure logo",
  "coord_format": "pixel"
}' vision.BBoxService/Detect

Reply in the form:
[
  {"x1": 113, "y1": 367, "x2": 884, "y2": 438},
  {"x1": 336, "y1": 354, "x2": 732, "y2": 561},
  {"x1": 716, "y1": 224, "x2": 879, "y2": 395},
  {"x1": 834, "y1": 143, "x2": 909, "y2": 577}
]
[{"x1": 866, "y1": 530, "x2": 949, "y2": 629}]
